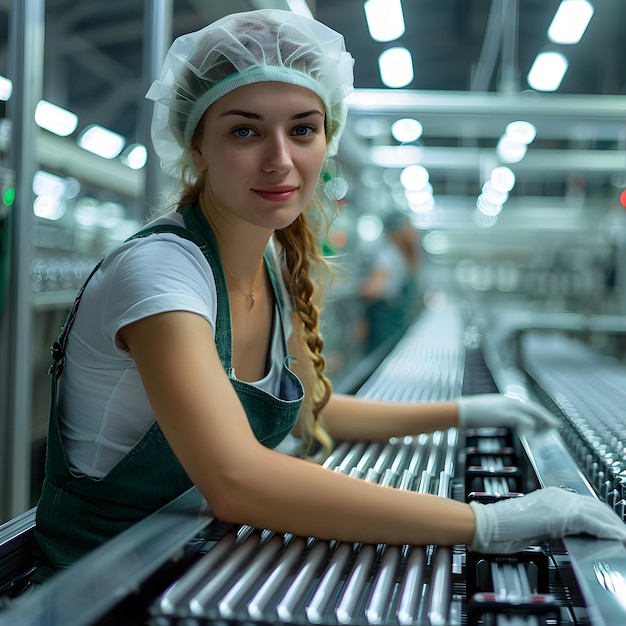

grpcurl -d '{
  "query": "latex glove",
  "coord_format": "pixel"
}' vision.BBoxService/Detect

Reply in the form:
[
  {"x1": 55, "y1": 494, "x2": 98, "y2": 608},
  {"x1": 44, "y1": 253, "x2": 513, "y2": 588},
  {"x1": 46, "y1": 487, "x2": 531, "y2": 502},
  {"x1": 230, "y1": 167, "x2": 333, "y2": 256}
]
[
  {"x1": 457, "y1": 393, "x2": 560, "y2": 431},
  {"x1": 470, "y1": 486, "x2": 626, "y2": 554}
]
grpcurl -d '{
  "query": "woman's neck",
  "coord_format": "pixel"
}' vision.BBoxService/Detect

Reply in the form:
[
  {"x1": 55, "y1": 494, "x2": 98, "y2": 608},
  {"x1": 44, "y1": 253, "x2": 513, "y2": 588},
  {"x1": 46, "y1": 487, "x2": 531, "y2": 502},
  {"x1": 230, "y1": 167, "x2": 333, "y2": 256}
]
[{"x1": 198, "y1": 195, "x2": 272, "y2": 280}]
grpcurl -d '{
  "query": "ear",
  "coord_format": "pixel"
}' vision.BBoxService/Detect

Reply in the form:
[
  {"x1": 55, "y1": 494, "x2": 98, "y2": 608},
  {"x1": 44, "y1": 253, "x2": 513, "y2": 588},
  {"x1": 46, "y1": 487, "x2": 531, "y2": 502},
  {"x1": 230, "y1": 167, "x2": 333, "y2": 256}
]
[{"x1": 191, "y1": 144, "x2": 207, "y2": 172}]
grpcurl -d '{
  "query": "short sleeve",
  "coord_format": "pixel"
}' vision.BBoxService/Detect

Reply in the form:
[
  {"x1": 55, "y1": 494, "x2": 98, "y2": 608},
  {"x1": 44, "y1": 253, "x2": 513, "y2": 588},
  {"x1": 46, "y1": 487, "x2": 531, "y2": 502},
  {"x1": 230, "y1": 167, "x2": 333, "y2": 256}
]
[{"x1": 88, "y1": 233, "x2": 218, "y2": 353}]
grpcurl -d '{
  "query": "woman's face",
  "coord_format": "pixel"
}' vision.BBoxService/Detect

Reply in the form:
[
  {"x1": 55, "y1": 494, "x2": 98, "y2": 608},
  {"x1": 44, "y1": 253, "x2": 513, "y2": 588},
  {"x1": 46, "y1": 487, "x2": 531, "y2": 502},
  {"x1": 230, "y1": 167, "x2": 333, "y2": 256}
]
[{"x1": 192, "y1": 81, "x2": 328, "y2": 231}]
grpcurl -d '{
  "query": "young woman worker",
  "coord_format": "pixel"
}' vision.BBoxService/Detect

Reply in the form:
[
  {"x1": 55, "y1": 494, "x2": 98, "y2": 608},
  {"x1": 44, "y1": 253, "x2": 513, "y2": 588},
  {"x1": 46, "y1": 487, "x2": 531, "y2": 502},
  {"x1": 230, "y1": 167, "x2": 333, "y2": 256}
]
[{"x1": 32, "y1": 9, "x2": 626, "y2": 581}]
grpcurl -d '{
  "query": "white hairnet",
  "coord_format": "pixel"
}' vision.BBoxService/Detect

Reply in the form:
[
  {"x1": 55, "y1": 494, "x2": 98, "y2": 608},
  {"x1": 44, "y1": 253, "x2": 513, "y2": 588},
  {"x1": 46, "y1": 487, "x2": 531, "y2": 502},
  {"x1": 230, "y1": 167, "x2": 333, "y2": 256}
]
[{"x1": 146, "y1": 9, "x2": 355, "y2": 177}]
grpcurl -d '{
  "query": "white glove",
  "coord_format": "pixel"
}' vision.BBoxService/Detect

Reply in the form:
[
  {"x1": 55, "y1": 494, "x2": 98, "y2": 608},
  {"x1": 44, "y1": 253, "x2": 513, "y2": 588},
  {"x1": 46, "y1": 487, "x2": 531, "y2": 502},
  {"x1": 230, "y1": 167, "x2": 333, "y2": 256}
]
[
  {"x1": 457, "y1": 393, "x2": 560, "y2": 431},
  {"x1": 470, "y1": 486, "x2": 626, "y2": 554}
]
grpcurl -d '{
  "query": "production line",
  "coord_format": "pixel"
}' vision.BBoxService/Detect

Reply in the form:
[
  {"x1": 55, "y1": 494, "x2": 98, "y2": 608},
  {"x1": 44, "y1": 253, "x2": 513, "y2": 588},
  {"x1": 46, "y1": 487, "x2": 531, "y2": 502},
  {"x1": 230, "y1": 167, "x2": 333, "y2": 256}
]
[{"x1": 2, "y1": 302, "x2": 626, "y2": 625}]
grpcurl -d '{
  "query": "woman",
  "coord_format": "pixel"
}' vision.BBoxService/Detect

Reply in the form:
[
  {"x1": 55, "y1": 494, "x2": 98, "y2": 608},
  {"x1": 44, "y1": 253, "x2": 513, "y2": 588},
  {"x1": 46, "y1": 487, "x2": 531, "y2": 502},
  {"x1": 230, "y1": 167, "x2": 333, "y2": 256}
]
[
  {"x1": 361, "y1": 211, "x2": 421, "y2": 351},
  {"x1": 32, "y1": 9, "x2": 626, "y2": 580}
]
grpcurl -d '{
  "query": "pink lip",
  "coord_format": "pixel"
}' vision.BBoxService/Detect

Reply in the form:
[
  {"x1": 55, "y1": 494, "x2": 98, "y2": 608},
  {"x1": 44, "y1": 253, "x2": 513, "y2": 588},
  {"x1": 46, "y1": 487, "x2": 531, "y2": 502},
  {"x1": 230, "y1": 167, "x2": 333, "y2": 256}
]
[{"x1": 253, "y1": 186, "x2": 298, "y2": 201}]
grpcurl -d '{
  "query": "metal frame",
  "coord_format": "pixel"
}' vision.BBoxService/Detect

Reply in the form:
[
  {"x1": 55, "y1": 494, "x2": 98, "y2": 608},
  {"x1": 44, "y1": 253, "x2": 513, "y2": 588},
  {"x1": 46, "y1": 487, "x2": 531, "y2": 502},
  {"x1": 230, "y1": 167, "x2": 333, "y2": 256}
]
[
  {"x1": 0, "y1": 0, "x2": 45, "y2": 523},
  {"x1": 0, "y1": 488, "x2": 212, "y2": 626},
  {"x1": 481, "y1": 313, "x2": 626, "y2": 626}
]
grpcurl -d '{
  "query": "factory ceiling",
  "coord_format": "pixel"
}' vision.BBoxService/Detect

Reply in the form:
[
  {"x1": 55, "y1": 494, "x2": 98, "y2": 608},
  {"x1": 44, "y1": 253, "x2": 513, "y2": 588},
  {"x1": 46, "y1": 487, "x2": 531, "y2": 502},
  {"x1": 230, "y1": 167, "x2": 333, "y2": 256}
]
[{"x1": 0, "y1": 0, "x2": 625, "y2": 248}]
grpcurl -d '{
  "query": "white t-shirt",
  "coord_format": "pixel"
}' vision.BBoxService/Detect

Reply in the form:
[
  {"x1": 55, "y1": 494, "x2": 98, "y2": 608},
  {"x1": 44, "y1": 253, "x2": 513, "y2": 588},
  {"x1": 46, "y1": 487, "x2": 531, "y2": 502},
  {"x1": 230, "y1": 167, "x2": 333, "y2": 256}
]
[{"x1": 58, "y1": 211, "x2": 289, "y2": 478}]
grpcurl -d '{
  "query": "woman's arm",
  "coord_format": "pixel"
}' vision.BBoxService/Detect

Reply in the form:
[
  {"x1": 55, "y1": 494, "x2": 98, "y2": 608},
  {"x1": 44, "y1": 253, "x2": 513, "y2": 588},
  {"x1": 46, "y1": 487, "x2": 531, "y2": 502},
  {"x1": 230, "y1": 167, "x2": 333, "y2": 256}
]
[
  {"x1": 118, "y1": 310, "x2": 474, "y2": 548},
  {"x1": 321, "y1": 393, "x2": 458, "y2": 442}
]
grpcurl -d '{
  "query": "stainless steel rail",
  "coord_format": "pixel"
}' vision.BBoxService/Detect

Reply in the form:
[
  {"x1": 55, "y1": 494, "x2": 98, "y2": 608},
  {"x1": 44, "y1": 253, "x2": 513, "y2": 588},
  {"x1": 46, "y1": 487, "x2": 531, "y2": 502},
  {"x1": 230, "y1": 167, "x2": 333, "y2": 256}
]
[
  {"x1": 0, "y1": 507, "x2": 36, "y2": 562},
  {"x1": 0, "y1": 507, "x2": 36, "y2": 596},
  {"x1": 0, "y1": 488, "x2": 212, "y2": 626},
  {"x1": 481, "y1": 318, "x2": 626, "y2": 626}
]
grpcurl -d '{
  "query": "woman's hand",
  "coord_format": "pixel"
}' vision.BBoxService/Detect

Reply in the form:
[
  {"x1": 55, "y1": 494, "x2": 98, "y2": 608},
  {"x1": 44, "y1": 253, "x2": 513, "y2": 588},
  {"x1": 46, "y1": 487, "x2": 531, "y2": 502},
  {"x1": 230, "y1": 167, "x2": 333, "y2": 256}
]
[
  {"x1": 469, "y1": 486, "x2": 626, "y2": 553},
  {"x1": 457, "y1": 393, "x2": 560, "y2": 431}
]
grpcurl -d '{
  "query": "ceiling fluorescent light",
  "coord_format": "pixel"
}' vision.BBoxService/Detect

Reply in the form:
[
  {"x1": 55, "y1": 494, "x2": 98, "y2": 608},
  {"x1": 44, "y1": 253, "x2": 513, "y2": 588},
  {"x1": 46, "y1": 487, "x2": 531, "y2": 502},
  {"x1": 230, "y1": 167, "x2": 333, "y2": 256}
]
[
  {"x1": 490, "y1": 166, "x2": 516, "y2": 193},
  {"x1": 0, "y1": 75, "x2": 12, "y2": 101},
  {"x1": 77, "y1": 124, "x2": 125, "y2": 159},
  {"x1": 33, "y1": 170, "x2": 67, "y2": 198},
  {"x1": 364, "y1": 0, "x2": 405, "y2": 42},
  {"x1": 527, "y1": 51, "x2": 569, "y2": 91},
  {"x1": 548, "y1": 0, "x2": 594, "y2": 45},
  {"x1": 35, "y1": 100, "x2": 78, "y2": 136},
  {"x1": 496, "y1": 136, "x2": 527, "y2": 163},
  {"x1": 391, "y1": 118, "x2": 423, "y2": 143},
  {"x1": 378, "y1": 47, "x2": 414, "y2": 88},
  {"x1": 505, "y1": 121, "x2": 536, "y2": 145},
  {"x1": 121, "y1": 143, "x2": 148, "y2": 170},
  {"x1": 400, "y1": 164, "x2": 429, "y2": 191}
]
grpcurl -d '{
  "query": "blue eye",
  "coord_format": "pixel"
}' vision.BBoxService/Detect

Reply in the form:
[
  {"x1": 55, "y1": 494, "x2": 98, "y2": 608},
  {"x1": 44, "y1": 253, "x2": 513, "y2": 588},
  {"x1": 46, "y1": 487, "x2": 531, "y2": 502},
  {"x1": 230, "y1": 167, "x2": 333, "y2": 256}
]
[
  {"x1": 293, "y1": 125, "x2": 315, "y2": 137},
  {"x1": 234, "y1": 127, "x2": 255, "y2": 138}
]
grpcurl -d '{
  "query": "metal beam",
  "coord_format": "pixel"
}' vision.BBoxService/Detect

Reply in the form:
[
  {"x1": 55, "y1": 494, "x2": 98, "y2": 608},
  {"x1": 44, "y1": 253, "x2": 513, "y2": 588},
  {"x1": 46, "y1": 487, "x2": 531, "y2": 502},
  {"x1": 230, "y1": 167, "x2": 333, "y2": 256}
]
[
  {"x1": 140, "y1": 0, "x2": 173, "y2": 216},
  {"x1": 345, "y1": 89, "x2": 626, "y2": 125},
  {"x1": 0, "y1": 0, "x2": 45, "y2": 522}
]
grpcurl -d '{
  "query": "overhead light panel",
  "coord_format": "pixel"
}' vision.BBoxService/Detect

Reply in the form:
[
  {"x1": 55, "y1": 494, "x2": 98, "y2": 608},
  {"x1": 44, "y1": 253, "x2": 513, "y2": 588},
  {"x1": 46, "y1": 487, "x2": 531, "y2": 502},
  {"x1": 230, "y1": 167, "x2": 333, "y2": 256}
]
[
  {"x1": 391, "y1": 118, "x2": 423, "y2": 143},
  {"x1": 35, "y1": 100, "x2": 78, "y2": 137},
  {"x1": 481, "y1": 181, "x2": 509, "y2": 206},
  {"x1": 364, "y1": 0, "x2": 405, "y2": 42},
  {"x1": 378, "y1": 47, "x2": 414, "y2": 88},
  {"x1": 476, "y1": 192, "x2": 504, "y2": 217},
  {"x1": 77, "y1": 124, "x2": 125, "y2": 159},
  {"x1": 494, "y1": 121, "x2": 535, "y2": 166},
  {"x1": 490, "y1": 166, "x2": 516, "y2": 193},
  {"x1": 33, "y1": 170, "x2": 69, "y2": 221},
  {"x1": 527, "y1": 51, "x2": 569, "y2": 91},
  {"x1": 406, "y1": 188, "x2": 434, "y2": 214},
  {"x1": 505, "y1": 120, "x2": 536, "y2": 145},
  {"x1": 121, "y1": 143, "x2": 148, "y2": 170},
  {"x1": 548, "y1": 0, "x2": 594, "y2": 44},
  {"x1": 497, "y1": 135, "x2": 528, "y2": 163},
  {"x1": 34, "y1": 195, "x2": 66, "y2": 221},
  {"x1": 33, "y1": 170, "x2": 68, "y2": 199},
  {"x1": 400, "y1": 164, "x2": 429, "y2": 191},
  {"x1": 0, "y1": 75, "x2": 12, "y2": 101}
]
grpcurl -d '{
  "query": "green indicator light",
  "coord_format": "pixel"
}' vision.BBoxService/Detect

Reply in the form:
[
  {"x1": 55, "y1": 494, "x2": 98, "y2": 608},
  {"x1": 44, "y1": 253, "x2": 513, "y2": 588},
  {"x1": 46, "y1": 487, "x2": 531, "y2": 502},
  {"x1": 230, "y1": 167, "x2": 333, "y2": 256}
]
[{"x1": 2, "y1": 186, "x2": 15, "y2": 206}]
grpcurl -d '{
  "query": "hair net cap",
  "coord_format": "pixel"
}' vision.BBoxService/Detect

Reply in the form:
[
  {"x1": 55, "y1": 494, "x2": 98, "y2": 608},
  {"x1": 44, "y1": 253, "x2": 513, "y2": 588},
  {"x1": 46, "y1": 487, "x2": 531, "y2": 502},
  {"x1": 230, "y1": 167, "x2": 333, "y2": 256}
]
[{"x1": 146, "y1": 9, "x2": 355, "y2": 177}]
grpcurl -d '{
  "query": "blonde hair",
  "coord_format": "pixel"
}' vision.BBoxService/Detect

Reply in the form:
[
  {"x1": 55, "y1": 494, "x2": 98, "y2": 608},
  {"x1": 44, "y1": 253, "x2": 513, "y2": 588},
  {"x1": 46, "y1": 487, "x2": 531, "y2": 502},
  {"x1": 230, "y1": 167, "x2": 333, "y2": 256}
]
[{"x1": 275, "y1": 206, "x2": 335, "y2": 458}]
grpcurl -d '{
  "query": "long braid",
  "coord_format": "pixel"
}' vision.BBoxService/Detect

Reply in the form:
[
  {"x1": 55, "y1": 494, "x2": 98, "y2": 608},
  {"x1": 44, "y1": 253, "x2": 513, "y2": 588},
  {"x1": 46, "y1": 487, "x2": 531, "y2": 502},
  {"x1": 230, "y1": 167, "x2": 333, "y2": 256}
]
[{"x1": 275, "y1": 211, "x2": 334, "y2": 457}]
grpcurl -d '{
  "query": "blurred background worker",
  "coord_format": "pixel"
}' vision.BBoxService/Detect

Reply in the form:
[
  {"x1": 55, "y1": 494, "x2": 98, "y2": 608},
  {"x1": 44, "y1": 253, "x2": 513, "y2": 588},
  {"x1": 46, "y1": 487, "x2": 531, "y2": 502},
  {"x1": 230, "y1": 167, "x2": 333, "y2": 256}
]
[{"x1": 360, "y1": 211, "x2": 421, "y2": 352}]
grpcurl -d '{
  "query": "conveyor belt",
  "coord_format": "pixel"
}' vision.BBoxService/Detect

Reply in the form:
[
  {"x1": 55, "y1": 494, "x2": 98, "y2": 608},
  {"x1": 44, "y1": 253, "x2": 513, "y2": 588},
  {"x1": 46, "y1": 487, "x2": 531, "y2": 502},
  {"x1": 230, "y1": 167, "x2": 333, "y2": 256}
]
[
  {"x1": 2, "y1": 304, "x2": 626, "y2": 625},
  {"x1": 522, "y1": 331, "x2": 626, "y2": 500},
  {"x1": 149, "y1": 433, "x2": 462, "y2": 626},
  {"x1": 482, "y1": 320, "x2": 626, "y2": 626}
]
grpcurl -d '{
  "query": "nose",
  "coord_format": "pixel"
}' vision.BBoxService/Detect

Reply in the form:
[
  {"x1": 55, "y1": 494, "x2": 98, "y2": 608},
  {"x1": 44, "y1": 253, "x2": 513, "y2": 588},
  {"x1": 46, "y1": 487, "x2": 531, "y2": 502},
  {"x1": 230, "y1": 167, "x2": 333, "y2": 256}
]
[{"x1": 262, "y1": 132, "x2": 293, "y2": 173}]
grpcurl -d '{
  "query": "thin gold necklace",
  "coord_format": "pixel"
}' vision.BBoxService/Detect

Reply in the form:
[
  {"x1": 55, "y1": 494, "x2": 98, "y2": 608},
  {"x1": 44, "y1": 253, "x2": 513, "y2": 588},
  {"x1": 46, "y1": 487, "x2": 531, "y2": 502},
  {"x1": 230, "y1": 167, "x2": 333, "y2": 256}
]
[{"x1": 222, "y1": 262, "x2": 264, "y2": 308}]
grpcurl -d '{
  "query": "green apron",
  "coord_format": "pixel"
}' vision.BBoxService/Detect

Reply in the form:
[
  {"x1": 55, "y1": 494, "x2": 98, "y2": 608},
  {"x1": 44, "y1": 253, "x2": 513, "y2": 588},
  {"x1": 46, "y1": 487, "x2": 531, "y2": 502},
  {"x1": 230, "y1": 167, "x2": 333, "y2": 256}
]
[{"x1": 32, "y1": 203, "x2": 304, "y2": 579}]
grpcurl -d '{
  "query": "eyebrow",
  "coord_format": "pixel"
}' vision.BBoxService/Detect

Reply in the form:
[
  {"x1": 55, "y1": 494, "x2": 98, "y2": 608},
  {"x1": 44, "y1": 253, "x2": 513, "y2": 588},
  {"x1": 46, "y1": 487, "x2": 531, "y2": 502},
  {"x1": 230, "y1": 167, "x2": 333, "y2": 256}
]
[{"x1": 219, "y1": 109, "x2": 324, "y2": 120}]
